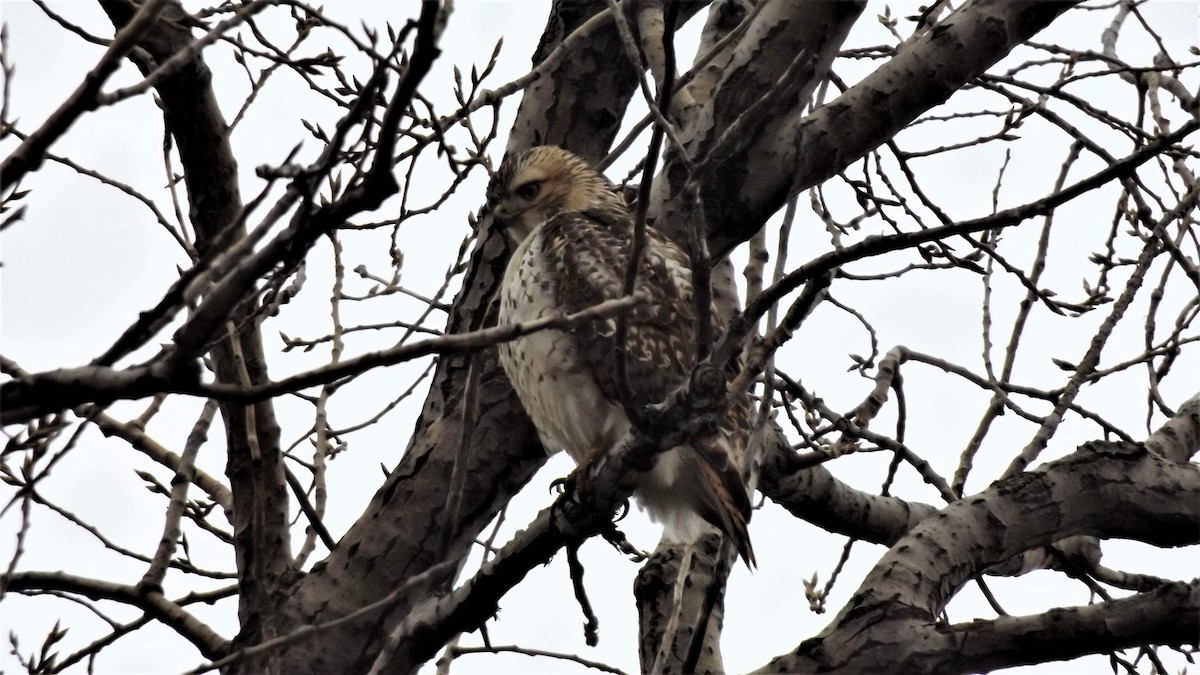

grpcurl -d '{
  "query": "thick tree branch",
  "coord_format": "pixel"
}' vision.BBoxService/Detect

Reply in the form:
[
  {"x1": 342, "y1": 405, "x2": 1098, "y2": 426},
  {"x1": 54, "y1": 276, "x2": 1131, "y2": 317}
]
[
  {"x1": 651, "y1": 0, "x2": 864, "y2": 245},
  {"x1": 946, "y1": 580, "x2": 1200, "y2": 673},
  {"x1": 263, "y1": 4, "x2": 687, "y2": 673},
  {"x1": 698, "y1": 0, "x2": 1082, "y2": 258},
  {"x1": 761, "y1": 443, "x2": 1200, "y2": 673}
]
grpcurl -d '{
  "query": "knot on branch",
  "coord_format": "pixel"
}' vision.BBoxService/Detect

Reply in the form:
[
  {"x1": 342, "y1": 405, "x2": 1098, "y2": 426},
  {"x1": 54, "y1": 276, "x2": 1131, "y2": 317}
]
[
  {"x1": 687, "y1": 361, "x2": 727, "y2": 410},
  {"x1": 1080, "y1": 439, "x2": 1145, "y2": 459}
]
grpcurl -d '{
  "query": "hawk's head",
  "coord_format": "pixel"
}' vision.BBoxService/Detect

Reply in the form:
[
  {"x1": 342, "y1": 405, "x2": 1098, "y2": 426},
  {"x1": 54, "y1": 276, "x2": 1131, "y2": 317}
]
[{"x1": 486, "y1": 146, "x2": 620, "y2": 241}]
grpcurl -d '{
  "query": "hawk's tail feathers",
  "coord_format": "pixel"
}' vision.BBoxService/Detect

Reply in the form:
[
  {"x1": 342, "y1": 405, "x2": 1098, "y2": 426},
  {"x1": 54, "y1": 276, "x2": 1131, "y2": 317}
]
[{"x1": 693, "y1": 449, "x2": 757, "y2": 569}]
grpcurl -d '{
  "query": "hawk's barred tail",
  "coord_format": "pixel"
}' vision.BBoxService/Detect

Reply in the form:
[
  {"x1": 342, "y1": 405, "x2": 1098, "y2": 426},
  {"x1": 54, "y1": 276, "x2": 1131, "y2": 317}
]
[{"x1": 693, "y1": 446, "x2": 757, "y2": 568}]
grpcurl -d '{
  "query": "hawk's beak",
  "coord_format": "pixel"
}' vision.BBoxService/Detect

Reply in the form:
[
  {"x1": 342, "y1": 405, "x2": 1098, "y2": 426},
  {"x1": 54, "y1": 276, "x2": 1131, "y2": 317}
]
[{"x1": 491, "y1": 203, "x2": 516, "y2": 233}]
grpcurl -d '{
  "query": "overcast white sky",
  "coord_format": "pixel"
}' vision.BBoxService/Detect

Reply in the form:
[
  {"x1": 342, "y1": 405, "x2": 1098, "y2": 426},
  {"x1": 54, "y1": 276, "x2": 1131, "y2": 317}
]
[{"x1": 1, "y1": 1, "x2": 1197, "y2": 673}]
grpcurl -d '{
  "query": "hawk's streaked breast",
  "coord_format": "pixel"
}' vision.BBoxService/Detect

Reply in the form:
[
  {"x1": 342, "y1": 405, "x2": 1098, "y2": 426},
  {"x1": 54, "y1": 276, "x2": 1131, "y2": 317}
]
[{"x1": 498, "y1": 225, "x2": 630, "y2": 462}]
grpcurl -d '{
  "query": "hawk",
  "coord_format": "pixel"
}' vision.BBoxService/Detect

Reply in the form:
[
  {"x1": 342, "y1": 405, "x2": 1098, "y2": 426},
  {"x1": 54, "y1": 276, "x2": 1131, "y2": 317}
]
[{"x1": 488, "y1": 146, "x2": 756, "y2": 566}]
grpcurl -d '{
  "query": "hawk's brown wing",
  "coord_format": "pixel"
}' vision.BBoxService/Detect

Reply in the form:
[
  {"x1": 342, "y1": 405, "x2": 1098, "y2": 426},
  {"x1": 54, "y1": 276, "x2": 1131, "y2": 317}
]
[
  {"x1": 538, "y1": 207, "x2": 756, "y2": 566},
  {"x1": 538, "y1": 207, "x2": 697, "y2": 408}
]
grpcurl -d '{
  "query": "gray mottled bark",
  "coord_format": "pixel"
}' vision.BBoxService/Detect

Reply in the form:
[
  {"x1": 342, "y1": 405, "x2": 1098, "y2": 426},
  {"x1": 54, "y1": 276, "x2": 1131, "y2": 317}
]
[{"x1": 760, "y1": 443, "x2": 1200, "y2": 674}]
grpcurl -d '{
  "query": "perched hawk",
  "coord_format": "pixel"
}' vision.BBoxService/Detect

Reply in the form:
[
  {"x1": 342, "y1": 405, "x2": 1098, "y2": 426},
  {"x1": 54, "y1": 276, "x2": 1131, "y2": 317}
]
[{"x1": 488, "y1": 146, "x2": 755, "y2": 566}]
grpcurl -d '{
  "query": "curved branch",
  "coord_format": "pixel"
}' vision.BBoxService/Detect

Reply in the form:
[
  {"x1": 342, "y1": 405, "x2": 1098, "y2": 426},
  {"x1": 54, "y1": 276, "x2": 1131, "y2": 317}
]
[
  {"x1": 6, "y1": 571, "x2": 230, "y2": 659},
  {"x1": 761, "y1": 443, "x2": 1200, "y2": 672},
  {"x1": 757, "y1": 427, "x2": 937, "y2": 546},
  {"x1": 947, "y1": 580, "x2": 1200, "y2": 673}
]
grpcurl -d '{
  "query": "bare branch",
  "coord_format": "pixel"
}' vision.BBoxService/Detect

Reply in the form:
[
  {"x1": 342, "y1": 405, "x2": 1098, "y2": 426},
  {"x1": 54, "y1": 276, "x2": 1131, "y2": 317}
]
[
  {"x1": 139, "y1": 399, "x2": 221, "y2": 591},
  {"x1": 6, "y1": 571, "x2": 230, "y2": 659},
  {"x1": 945, "y1": 580, "x2": 1200, "y2": 673},
  {"x1": 0, "y1": 0, "x2": 171, "y2": 191}
]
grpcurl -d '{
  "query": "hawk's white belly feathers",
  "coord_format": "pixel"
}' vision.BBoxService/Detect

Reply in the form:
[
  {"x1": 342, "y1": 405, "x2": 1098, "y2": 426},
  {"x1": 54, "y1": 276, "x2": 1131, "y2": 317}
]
[{"x1": 498, "y1": 227, "x2": 631, "y2": 462}]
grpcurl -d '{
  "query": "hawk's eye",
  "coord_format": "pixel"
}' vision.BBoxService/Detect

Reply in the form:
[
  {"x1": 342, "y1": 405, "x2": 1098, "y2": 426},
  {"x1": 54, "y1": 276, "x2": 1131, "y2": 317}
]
[{"x1": 516, "y1": 181, "x2": 541, "y2": 200}]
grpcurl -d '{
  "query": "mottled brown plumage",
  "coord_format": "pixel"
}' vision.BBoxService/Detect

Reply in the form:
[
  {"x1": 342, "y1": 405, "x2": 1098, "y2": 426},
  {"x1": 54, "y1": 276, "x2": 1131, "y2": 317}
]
[{"x1": 489, "y1": 146, "x2": 755, "y2": 566}]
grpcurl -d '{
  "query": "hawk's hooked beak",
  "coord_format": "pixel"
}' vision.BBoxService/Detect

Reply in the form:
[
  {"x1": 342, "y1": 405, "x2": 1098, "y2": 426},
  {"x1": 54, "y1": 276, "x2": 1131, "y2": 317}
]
[
  {"x1": 490, "y1": 201, "x2": 537, "y2": 242},
  {"x1": 491, "y1": 202, "x2": 519, "y2": 233}
]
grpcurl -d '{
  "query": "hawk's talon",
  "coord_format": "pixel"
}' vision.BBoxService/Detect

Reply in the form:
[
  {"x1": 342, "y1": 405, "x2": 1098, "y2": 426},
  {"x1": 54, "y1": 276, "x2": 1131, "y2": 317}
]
[
  {"x1": 551, "y1": 470, "x2": 641, "y2": 560},
  {"x1": 550, "y1": 466, "x2": 588, "y2": 501},
  {"x1": 549, "y1": 476, "x2": 570, "y2": 495},
  {"x1": 612, "y1": 498, "x2": 630, "y2": 522}
]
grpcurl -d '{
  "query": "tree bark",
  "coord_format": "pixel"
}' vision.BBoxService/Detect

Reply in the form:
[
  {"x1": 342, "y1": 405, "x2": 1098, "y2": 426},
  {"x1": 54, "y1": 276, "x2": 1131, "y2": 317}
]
[
  {"x1": 265, "y1": 2, "x2": 697, "y2": 672},
  {"x1": 760, "y1": 443, "x2": 1200, "y2": 674},
  {"x1": 97, "y1": 0, "x2": 291, "y2": 657}
]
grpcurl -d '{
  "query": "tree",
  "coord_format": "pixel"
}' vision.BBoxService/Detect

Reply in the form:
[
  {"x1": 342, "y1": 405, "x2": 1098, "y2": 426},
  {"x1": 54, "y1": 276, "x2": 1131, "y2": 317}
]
[{"x1": 1, "y1": 0, "x2": 1197, "y2": 673}]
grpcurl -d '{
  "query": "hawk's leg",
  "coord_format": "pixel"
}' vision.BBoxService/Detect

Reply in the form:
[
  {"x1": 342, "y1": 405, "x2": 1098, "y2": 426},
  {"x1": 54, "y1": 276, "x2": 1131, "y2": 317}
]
[
  {"x1": 548, "y1": 443, "x2": 605, "y2": 501},
  {"x1": 550, "y1": 447, "x2": 648, "y2": 562}
]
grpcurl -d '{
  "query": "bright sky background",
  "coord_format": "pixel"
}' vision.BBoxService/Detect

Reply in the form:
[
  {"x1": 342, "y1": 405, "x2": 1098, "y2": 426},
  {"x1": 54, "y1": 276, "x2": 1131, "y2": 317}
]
[{"x1": 1, "y1": 1, "x2": 1197, "y2": 673}]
